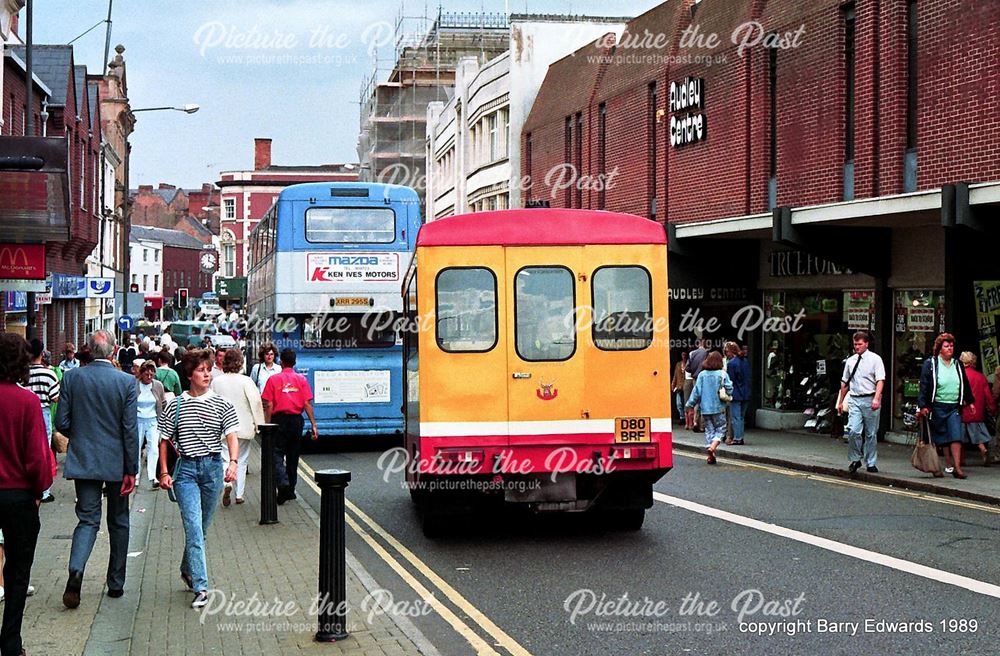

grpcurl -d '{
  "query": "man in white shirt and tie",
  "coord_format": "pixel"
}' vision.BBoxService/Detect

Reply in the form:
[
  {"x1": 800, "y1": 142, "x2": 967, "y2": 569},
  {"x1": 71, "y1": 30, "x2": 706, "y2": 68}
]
[{"x1": 836, "y1": 331, "x2": 886, "y2": 475}]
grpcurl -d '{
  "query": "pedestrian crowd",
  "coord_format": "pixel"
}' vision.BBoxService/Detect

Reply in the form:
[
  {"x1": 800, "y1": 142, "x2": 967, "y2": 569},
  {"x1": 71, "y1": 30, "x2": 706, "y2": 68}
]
[
  {"x1": 0, "y1": 327, "x2": 316, "y2": 655},
  {"x1": 677, "y1": 329, "x2": 1000, "y2": 477}
]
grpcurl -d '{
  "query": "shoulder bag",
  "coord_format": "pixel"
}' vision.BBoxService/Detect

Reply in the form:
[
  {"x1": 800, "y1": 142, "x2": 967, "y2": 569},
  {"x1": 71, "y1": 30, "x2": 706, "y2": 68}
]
[
  {"x1": 718, "y1": 373, "x2": 732, "y2": 403},
  {"x1": 165, "y1": 397, "x2": 182, "y2": 502},
  {"x1": 910, "y1": 416, "x2": 942, "y2": 475}
]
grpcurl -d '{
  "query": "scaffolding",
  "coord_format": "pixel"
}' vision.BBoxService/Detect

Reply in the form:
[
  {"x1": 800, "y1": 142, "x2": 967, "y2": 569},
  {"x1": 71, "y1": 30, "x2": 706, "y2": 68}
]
[{"x1": 357, "y1": 3, "x2": 510, "y2": 209}]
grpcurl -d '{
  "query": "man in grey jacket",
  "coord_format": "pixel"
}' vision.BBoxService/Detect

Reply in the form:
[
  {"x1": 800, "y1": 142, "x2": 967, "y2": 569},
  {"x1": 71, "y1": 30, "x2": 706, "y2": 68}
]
[{"x1": 55, "y1": 330, "x2": 138, "y2": 608}]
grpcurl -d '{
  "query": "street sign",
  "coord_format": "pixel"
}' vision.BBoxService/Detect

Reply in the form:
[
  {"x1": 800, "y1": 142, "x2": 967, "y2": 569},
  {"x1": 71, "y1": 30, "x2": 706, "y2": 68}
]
[{"x1": 117, "y1": 315, "x2": 134, "y2": 332}]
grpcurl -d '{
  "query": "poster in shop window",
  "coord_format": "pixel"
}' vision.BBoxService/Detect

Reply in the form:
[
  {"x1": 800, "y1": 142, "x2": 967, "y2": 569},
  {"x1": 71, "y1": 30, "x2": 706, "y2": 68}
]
[
  {"x1": 907, "y1": 307, "x2": 935, "y2": 332},
  {"x1": 973, "y1": 281, "x2": 1000, "y2": 378}
]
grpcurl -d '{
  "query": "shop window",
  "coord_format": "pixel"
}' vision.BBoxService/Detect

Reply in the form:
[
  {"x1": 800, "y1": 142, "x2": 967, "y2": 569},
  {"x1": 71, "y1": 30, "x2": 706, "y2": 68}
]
[
  {"x1": 762, "y1": 290, "x2": 874, "y2": 415},
  {"x1": 893, "y1": 290, "x2": 945, "y2": 432}
]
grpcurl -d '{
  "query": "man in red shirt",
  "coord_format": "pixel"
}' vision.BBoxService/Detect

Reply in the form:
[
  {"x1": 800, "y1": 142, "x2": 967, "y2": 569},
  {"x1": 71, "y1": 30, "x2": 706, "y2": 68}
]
[
  {"x1": 261, "y1": 349, "x2": 318, "y2": 504},
  {"x1": 0, "y1": 333, "x2": 54, "y2": 656}
]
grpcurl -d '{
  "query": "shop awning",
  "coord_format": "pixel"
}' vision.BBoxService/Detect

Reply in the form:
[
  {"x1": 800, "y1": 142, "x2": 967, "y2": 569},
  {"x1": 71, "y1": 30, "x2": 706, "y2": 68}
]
[{"x1": 0, "y1": 137, "x2": 71, "y2": 242}]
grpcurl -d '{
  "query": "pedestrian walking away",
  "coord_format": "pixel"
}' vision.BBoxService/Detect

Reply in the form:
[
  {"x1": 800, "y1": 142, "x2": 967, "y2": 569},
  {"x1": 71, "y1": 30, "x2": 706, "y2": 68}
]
[
  {"x1": 0, "y1": 333, "x2": 54, "y2": 656},
  {"x1": 725, "y1": 341, "x2": 751, "y2": 445},
  {"x1": 835, "y1": 331, "x2": 886, "y2": 475},
  {"x1": 918, "y1": 334, "x2": 975, "y2": 479},
  {"x1": 157, "y1": 348, "x2": 240, "y2": 609},
  {"x1": 55, "y1": 330, "x2": 138, "y2": 609},
  {"x1": 672, "y1": 352, "x2": 688, "y2": 424},
  {"x1": 261, "y1": 349, "x2": 319, "y2": 504},
  {"x1": 211, "y1": 349, "x2": 265, "y2": 507},
  {"x1": 686, "y1": 338, "x2": 709, "y2": 432},
  {"x1": 685, "y1": 351, "x2": 733, "y2": 465},
  {"x1": 136, "y1": 362, "x2": 166, "y2": 489}
]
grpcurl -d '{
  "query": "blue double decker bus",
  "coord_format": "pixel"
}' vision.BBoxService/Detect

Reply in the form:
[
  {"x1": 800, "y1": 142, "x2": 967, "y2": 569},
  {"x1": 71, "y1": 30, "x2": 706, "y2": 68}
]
[{"x1": 246, "y1": 182, "x2": 421, "y2": 437}]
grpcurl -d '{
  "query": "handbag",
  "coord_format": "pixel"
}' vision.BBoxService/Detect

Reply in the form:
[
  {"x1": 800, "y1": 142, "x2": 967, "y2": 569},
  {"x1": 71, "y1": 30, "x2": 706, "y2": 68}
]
[
  {"x1": 165, "y1": 397, "x2": 182, "y2": 503},
  {"x1": 718, "y1": 373, "x2": 733, "y2": 403},
  {"x1": 910, "y1": 416, "x2": 942, "y2": 475}
]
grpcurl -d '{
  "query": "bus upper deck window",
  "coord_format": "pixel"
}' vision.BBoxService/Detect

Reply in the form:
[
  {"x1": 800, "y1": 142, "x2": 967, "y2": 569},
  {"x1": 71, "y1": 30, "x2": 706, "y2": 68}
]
[
  {"x1": 436, "y1": 268, "x2": 497, "y2": 353},
  {"x1": 515, "y1": 267, "x2": 576, "y2": 362},
  {"x1": 592, "y1": 266, "x2": 653, "y2": 351},
  {"x1": 305, "y1": 207, "x2": 395, "y2": 243}
]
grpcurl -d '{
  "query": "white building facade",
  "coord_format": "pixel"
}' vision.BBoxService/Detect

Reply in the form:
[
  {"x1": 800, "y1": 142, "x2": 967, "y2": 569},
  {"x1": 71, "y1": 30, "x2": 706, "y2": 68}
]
[
  {"x1": 426, "y1": 17, "x2": 627, "y2": 220},
  {"x1": 128, "y1": 237, "x2": 163, "y2": 311}
]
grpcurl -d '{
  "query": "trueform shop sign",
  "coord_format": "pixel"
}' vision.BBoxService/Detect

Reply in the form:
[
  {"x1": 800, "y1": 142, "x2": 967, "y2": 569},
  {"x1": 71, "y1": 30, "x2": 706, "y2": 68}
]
[{"x1": 669, "y1": 77, "x2": 705, "y2": 147}]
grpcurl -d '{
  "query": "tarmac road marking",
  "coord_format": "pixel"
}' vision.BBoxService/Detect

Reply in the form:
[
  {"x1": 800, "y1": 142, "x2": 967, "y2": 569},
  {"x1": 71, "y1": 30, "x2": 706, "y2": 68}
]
[
  {"x1": 654, "y1": 491, "x2": 1000, "y2": 600},
  {"x1": 298, "y1": 460, "x2": 532, "y2": 656},
  {"x1": 672, "y1": 449, "x2": 1000, "y2": 515}
]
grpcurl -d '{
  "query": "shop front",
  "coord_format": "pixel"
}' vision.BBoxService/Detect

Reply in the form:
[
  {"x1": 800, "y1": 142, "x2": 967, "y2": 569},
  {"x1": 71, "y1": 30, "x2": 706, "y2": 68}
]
[{"x1": 757, "y1": 243, "x2": 878, "y2": 431}]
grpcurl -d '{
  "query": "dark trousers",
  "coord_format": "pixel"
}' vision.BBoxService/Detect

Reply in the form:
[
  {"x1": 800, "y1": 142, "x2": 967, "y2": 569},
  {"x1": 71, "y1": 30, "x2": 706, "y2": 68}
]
[
  {"x1": 68, "y1": 480, "x2": 130, "y2": 590},
  {"x1": 273, "y1": 413, "x2": 304, "y2": 493},
  {"x1": 0, "y1": 490, "x2": 40, "y2": 656}
]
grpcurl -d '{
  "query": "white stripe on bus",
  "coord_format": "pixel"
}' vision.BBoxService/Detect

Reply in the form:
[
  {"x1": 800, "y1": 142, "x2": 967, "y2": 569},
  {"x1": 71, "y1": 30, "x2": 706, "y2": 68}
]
[{"x1": 419, "y1": 418, "x2": 671, "y2": 437}]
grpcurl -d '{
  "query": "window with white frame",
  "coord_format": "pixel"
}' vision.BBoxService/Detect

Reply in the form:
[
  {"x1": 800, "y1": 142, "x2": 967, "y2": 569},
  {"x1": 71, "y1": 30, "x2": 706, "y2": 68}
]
[
  {"x1": 143, "y1": 248, "x2": 148, "y2": 262},
  {"x1": 224, "y1": 198, "x2": 235, "y2": 220},
  {"x1": 154, "y1": 249, "x2": 159, "y2": 263},
  {"x1": 153, "y1": 274, "x2": 159, "y2": 292},
  {"x1": 223, "y1": 243, "x2": 236, "y2": 277},
  {"x1": 142, "y1": 274, "x2": 148, "y2": 290},
  {"x1": 488, "y1": 113, "x2": 498, "y2": 161}
]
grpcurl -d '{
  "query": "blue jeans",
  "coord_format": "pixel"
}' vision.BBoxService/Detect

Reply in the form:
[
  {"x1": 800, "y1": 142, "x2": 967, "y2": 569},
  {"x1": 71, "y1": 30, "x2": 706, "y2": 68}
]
[
  {"x1": 173, "y1": 454, "x2": 225, "y2": 593},
  {"x1": 846, "y1": 394, "x2": 880, "y2": 467},
  {"x1": 69, "y1": 480, "x2": 130, "y2": 590},
  {"x1": 704, "y1": 413, "x2": 727, "y2": 447},
  {"x1": 41, "y1": 409, "x2": 53, "y2": 497},
  {"x1": 730, "y1": 401, "x2": 746, "y2": 441}
]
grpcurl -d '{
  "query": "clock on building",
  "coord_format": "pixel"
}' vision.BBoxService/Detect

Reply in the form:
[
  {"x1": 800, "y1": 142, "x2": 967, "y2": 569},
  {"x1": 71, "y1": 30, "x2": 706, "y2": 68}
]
[{"x1": 200, "y1": 251, "x2": 217, "y2": 272}]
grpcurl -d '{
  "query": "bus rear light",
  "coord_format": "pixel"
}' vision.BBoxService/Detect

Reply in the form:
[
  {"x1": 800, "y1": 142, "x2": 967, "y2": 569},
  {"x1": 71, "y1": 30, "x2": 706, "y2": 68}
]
[
  {"x1": 610, "y1": 446, "x2": 656, "y2": 460},
  {"x1": 436, "y1": 448, "x2": 484, "y2": 464}
]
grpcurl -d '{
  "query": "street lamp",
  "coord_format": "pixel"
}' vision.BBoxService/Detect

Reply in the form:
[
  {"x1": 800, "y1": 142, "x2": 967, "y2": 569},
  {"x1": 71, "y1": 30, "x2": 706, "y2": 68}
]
[{"x1": 132, "y1": 104, "x2": 200, "y2": 114}]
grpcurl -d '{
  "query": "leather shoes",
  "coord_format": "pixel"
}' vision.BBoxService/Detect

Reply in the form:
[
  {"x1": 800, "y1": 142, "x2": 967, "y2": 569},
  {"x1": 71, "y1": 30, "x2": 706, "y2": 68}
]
[
  {"x1": 867, "y1": 466, "x2": 878, "y2": 473},
  {"x1": 63, "y1": 571, "x2": 83, "y2": 609},
  {"x1": 848, "y1": 461, "x2": 862, "y2": 475},
  {"x1": 107, "y1": 588, "x2": 124, "y2": 598},
  {"x1": 952, "y1": 470, "x2": 967, "y2": 479}
]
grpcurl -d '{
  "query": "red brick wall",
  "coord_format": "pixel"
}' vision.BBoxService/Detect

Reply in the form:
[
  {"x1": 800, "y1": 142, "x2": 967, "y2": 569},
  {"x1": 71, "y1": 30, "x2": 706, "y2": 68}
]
[
  {"x1": 521, "y1": 0, "x2": 1000, "y2": 224},
  {"x1": 162, "y1": 246, "x2": 213, "y2": 298}
]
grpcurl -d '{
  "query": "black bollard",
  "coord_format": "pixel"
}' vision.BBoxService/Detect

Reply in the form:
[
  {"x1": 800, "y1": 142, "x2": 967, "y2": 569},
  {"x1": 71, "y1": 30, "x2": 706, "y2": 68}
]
[
  {"x1": 314, "y1": 469, "x2": 351, "y2": 642},
  {"x1": 257, "y1": 423, "x2": 279, "y2": 525}
]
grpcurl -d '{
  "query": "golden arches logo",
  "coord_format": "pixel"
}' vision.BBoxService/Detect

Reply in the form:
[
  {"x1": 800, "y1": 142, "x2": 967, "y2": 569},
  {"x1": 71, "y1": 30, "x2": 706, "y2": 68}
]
[{"x1": 0, "y1": 247, "x2": 30, "y2": 268}]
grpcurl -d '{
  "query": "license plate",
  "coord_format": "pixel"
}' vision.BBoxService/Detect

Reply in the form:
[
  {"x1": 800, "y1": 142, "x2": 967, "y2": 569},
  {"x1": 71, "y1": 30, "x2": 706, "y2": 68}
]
[
  {"x1": 615, "y1": 417, "x2": 650, "y2": 443},
  {"x1": 332, "y1": 297, "x2": 371, "y2": 307}
]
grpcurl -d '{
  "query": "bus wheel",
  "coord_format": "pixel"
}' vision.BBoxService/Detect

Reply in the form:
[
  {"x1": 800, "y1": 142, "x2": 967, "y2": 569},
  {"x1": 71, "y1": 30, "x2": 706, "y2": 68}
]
[{"x1": 612, "y1": 508, "x2": 645, "y2": 531}]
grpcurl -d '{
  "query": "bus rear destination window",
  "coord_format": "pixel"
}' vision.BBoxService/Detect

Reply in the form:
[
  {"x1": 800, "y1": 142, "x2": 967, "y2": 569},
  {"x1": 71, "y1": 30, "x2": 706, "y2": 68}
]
[{"x1": 305, "y1": 207, "x2": 395, "y2": 243}]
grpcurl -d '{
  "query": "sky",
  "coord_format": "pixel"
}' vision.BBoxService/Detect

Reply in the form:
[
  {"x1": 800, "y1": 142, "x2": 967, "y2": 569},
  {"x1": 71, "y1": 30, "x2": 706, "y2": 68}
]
[{"x1": 31, "y1": 0, "x2": 661, "y2": 189}]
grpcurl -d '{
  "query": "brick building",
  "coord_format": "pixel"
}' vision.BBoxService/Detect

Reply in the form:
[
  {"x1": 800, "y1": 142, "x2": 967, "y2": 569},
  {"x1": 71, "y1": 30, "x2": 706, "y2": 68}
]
[
  {"x1": 522, "y1": 0, "x2": 1000, "y2": 435},
  {"x1": 130, "y1": 225, "x2": 214, "y2": 321},
  {"x1": 216, "y1": 138, "x2": 358, "y2": 306},
  {"x1": 2, "y1": 41, "x2": 102, "y2": 354}
]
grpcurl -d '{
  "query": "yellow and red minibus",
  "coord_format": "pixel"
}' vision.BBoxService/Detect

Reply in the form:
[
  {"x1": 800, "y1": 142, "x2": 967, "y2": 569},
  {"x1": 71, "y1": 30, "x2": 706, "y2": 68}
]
[{"x1": 402, "y1": 209, "x2": 672, "y2": 534}]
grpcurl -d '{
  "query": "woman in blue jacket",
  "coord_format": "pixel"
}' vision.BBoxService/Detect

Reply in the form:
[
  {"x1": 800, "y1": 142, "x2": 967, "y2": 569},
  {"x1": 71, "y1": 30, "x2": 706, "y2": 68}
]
[
  {"x1": 686, "y1": 351, "x2": 734, "y2": 464},
  {"x1": 917, "y1": 333, "x2": 974, "y2": 479}
]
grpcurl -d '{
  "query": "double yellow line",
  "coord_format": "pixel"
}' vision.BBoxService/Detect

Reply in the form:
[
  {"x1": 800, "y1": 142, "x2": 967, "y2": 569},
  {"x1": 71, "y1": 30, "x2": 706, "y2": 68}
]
[{"x1": 297, "y1": 460, "x2": 532, "y2": 656}]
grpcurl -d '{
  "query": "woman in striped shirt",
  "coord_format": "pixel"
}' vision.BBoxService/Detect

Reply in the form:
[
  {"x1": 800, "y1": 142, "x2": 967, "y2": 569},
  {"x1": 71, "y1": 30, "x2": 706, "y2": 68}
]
[{"x1": 157, "y1": 349, "x2": 240, "y2": 609}]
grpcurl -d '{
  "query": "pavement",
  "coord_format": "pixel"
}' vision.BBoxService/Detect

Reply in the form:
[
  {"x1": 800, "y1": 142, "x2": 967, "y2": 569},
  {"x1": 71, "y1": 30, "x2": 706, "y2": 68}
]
[
  {"x1": 672, "y1": 424, "x2": 1000, "y2": 506},
  {"x1": 16, "y1": 441, "x2": 435, "y2": 656}
]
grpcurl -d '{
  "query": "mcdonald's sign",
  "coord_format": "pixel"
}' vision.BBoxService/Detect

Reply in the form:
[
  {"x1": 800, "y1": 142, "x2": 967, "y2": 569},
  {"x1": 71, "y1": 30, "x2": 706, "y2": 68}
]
[{"x1": 0, "y1": 244, "x2": 45, "y2": 280}]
